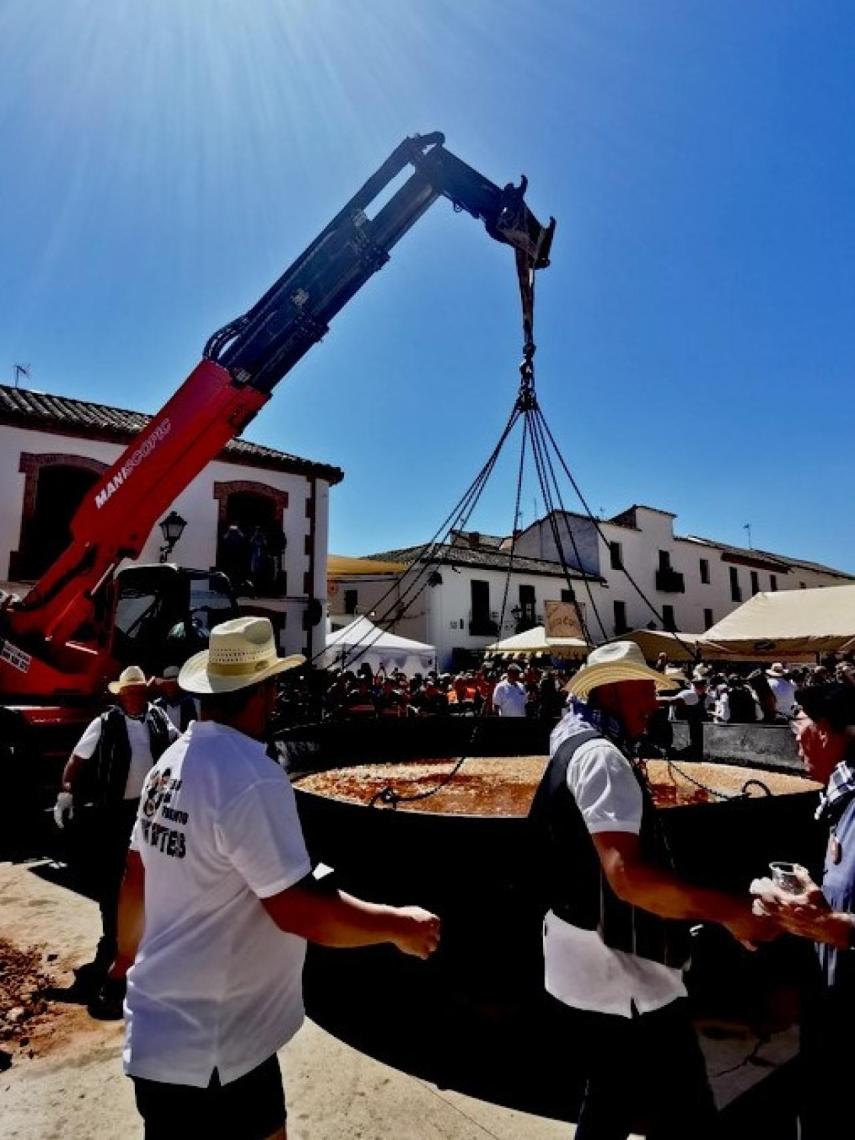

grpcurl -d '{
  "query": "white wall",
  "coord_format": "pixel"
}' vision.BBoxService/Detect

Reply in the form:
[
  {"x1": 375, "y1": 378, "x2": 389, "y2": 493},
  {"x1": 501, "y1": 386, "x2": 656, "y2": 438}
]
[{"x1": 507, "y1": 505, "x2": 851, "y2": 639}]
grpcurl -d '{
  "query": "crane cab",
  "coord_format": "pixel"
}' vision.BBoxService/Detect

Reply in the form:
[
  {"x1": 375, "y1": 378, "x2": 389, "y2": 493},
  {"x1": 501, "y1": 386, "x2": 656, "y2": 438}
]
[{"x1": 111, "y1": 564, "x2": 239, "y2": 678}]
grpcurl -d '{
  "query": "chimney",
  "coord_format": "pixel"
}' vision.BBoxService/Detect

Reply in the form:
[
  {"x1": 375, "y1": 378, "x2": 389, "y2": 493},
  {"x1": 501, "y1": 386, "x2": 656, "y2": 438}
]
[{"x1": 467, "y1": 531, "x2": 481, "y2": 548}]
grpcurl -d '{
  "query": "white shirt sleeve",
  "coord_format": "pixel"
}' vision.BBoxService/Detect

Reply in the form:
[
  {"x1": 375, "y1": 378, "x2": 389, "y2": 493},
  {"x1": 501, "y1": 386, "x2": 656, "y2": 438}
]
[
  {"x1": 677, "y1": 688, "x2": 699, "y2": 707},
  {"x1": 73, "y1": 717, "x2": 103, "y2": 759},
  {"x1": 215, "y1": 774, "x2": 312, "y2": 899},
  {"x1": 565, "y1": 740, "x2": 643, "y2": 835}
]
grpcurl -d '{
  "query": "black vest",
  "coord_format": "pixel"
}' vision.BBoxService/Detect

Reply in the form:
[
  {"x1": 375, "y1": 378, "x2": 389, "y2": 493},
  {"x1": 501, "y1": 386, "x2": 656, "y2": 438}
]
[
  {"x1": 89, "y1": 704, "x2": 173, "y2": 807},
  {"x1": 154, "y1": 695, "x2": 197, "y2": 732},
  {"x1": 528, "y1": 728, "x2": 691, "y2": 969}
]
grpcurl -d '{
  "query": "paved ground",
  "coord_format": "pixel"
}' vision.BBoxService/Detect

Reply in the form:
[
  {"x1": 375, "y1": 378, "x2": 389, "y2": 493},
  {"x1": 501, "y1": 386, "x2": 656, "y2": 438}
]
[
  {"x1": 0, "y1": 859, "x2": 574, "y2": 1139},
  {"x1": 0, "y1": 856, "x2": 797, "y2": 1139}
]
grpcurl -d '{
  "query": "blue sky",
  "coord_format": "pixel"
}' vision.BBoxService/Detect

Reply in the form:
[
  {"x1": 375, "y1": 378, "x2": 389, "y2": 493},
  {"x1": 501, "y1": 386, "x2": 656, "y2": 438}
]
[{"x1": 2, "y1": 1, "x2": 854, "y2": 568}]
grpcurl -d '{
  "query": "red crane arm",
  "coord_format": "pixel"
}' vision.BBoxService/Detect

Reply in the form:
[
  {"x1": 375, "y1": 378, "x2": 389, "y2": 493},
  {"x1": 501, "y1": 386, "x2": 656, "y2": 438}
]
[
  {"x1": 1, "y1": 132, "x2": 553, "y2": 696},
  {"x1": 10, "y1": 361, "x2": 266, "y2": 644}
]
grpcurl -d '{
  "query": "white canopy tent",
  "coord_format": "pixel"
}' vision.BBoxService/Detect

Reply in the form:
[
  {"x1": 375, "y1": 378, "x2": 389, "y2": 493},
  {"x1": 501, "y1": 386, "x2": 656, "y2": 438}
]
[
  {"x1": 485, "y1": 624, "x2": 589, "y2": 659},
  {"x1": 321, "y1": 616, "x2": 436, "y2": 674},
  {"x1": 701, "y1": 584, "x2": 855, "y2": 659}
]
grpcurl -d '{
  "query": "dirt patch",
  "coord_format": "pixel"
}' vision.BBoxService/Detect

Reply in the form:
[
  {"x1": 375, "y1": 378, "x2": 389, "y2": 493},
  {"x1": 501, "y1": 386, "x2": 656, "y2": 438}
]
[{"x1": 0, "y1": 938, "x2": 60, "y2": 1070}]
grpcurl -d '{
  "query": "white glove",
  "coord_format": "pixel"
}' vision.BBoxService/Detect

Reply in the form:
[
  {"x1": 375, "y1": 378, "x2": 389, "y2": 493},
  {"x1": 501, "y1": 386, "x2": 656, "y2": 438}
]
[{"x1": 53, "y1": 791, "x2": 74, "y2": 829}]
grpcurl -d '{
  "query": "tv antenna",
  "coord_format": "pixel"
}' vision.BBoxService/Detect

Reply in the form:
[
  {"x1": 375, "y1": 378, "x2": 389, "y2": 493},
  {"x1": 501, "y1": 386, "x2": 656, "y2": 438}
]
[{"x1": 13, "y1": 363, "x2": 30, "y2": 388}]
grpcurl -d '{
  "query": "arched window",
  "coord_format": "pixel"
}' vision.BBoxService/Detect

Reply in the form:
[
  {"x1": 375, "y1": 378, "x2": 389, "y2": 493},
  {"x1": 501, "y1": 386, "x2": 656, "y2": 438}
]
[
  {"x1": 212, "y1": 481, "x2": 289, "y2": 595},
  {"x1": 9, "y1": 453, "x2": 108, "y2": 581}
]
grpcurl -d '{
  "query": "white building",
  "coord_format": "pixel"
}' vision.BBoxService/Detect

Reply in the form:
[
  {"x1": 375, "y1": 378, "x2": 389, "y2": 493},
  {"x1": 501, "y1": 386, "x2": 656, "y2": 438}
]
[
  {"x1": 0, "y1": 384, "x2": 343, "y2": 658},
  {"x1": 328, "y1": 532, "x2": 602, "y2": 670},
  {"x1": 511, "y1": 504, "x2": 854, "y2": 638},
  {"x1": 330, "y1": 506, "x2": 853, "y2": 668}
]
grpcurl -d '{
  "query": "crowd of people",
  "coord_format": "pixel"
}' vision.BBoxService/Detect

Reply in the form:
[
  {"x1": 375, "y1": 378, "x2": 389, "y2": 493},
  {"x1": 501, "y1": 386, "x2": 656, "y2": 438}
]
[
  {"x1": 651, "y1": 653, "x2": 855, "y2": 726},
  {"x1": 49, "y1": 626, "x2": 855, "y2": 1138},
  {"x1": 218, "y1": 522, "x2": 287, "y2": 595},
  {"x1": 317, "y1": 659, "x2": 568, "y2": 720}
]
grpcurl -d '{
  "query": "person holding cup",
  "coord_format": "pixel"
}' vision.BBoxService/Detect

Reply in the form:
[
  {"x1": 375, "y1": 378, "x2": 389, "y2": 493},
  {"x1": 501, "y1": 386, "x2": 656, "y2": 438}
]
[{"x1": 752, "y1": 683, "x2": 855, "y2": 1139}]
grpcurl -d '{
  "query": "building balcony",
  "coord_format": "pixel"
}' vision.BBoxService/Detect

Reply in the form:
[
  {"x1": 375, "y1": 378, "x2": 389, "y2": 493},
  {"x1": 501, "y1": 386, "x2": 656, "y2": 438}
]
[{"x1": 655, "y1": 568, "x2": 685, "y2": 594}]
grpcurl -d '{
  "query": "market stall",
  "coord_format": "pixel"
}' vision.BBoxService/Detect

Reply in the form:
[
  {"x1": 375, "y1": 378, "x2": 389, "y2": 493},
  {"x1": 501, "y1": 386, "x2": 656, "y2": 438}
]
[
  {"x1": 701, "y1": 583, "x2": 855, "y2": 660},
  {"x1": 605, "y1": 628, "x2": 706, "y2": 663},
  {"x1": 484, "y1": 624, "x2": 589, "y2": 659}
]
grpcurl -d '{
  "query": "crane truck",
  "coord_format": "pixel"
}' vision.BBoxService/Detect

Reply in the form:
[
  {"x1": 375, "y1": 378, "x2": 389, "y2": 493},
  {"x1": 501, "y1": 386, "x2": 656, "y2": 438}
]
[{"x1": 0, "y1": 131, "x2": 554, "y2": 810}]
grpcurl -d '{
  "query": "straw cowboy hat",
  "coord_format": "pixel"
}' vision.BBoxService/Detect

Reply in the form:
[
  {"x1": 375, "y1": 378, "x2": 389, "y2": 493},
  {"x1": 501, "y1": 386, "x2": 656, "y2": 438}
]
[
  {"x1": 108, "y1": 665, "x2": 149, "y2": 694},
  {"x1": 565, "y1": 641, "x2": 682, "y2": 700},
  {"x1": 179, "y1": 616, "x2": 305, "y2": 695},
  {"x1": 766, "y1": 662, "x2": 788, "y2": 677}
]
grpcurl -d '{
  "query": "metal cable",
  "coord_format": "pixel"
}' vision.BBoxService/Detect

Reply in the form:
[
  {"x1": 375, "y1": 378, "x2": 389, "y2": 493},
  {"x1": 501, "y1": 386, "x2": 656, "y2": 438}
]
[
  {"x1": 525, "y1": 404, "x2": 607, "y2": 642},
  {"x1": 315, "y1": 402, "x2": 524, "y2": 671},
  {"x1": 497, "y1": 411, "x2": 530, "y2": 638},
  {"x1": 533, "y1": 406, "x2": 700, "y2": 661}
]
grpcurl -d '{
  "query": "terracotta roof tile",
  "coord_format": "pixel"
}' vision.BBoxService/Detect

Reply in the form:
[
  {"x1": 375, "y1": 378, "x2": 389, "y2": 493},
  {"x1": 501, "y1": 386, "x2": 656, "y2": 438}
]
[
  {"x1": 363, "y1": 542, "x2": 599, "y2": 580},
  {"x1": 0, "y1": 384, "x2": 344, "y2": 484}
]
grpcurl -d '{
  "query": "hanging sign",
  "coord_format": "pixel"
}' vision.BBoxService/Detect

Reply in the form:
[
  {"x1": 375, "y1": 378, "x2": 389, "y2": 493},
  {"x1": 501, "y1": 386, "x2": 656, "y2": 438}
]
[{"x1": 544, "y1": 601, "x2": 584, "y2": 641}]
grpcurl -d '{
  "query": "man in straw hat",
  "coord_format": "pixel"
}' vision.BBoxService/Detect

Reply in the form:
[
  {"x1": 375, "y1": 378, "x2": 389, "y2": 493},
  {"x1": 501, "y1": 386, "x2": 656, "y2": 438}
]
[
  {"x1": 529, "y1": 641, "x2": 773, "y2": 1138},
  {"x1": 766, "y1": 661, "x2": 797, "y2": 717},
  {"x1": 112, "y1": 617, "x2": 440, "y2": 1140},
  {"x1": 54, "y1": 664, "x2": 177, "y2": 1010}
]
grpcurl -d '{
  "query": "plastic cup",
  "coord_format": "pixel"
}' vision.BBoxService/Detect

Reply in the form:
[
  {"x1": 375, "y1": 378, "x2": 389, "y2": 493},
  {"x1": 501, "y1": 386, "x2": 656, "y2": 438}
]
[{"x1": 769, "y1": 861, "x2": 802, "y2": 895}]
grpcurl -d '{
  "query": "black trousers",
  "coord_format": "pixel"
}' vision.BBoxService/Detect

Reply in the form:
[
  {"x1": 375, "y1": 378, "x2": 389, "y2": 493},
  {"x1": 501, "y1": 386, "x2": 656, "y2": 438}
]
[
  {"x1": 86, "y1": 799, "x2": 139, "y2": 969},
  {"x1": 798, "y1": 987, "x2": 853, "y2": 1140},
  {"x1": 572, "y1": 998, "x2": 720, "y2": 1140},
  {"x1": 133, "y1": 1055, "x2": 286, "y2": 1140}
]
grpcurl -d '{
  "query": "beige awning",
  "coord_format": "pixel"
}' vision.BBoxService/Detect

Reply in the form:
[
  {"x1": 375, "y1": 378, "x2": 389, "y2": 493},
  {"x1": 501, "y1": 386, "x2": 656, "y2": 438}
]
[
  {"x1": 485, "y1": 625, "x2": 590, "y2": 658},
  {"x1": 327, "y1": 554, "x2": 408, "y2": 577},
  {"x1": 700, "y1": 584, "x2": 855, "y2": 658},
  {"x1": 606, "y1": 629, "x2": 705, "y2": 663}
]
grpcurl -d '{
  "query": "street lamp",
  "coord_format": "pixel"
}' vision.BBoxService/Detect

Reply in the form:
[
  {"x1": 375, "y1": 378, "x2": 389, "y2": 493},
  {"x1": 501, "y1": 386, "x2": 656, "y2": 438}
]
[{"x1": 158, "y1": 510, "x2": 187, "y2": 562}]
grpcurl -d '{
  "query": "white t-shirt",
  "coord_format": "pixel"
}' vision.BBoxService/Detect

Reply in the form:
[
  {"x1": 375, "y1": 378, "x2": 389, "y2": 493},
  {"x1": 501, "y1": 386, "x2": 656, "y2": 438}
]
[
  {"x1": 713, "y1": 691, "x2": 730, "y2": 724},
  {"x1": 123, "y1": 720, "x2": 312, "y2": 1087},
  {"x1": 667, "y1": 686, "x2": 699, "y2": 722},
  {"x1": 492, "y1": 678, "x2": 527, "y2": 717},
  {"x1": 542, "y1": 713, "x2": 686, "y2": 1018},
  {"x1": 768, "y1": 676, "x2": 796, "y2": 716},
  {"x1": 74, "y1": 709, "x2": 177, "y2": 800}
]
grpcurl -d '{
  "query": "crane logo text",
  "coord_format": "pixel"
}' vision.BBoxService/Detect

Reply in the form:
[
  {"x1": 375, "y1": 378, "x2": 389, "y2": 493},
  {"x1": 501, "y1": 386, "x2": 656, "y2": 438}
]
[{"x1": 94, "y1": 419, "x2": 172, "y2": 509}]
